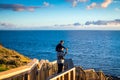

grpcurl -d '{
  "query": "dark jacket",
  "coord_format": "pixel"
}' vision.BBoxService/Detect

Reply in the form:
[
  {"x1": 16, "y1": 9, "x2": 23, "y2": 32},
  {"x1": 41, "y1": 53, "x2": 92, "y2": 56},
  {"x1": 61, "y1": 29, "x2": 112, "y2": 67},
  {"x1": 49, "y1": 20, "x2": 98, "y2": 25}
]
[{"x1": 56, "y1": 43, "x2": 66, "y2": 52}]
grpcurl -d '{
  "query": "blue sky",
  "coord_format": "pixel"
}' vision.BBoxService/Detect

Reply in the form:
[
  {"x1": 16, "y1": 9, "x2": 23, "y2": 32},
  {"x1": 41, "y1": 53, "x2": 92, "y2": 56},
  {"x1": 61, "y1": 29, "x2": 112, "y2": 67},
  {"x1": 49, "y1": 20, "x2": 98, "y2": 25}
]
[{"x1": 0, "y1": 0, "x2": 120, "y2": 29}]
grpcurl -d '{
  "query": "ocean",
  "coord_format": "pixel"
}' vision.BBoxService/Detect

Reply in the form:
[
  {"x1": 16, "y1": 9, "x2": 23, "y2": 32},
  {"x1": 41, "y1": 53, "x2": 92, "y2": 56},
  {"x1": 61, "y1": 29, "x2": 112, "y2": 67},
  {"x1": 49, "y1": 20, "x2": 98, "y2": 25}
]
[{"x1": 0, "y1": 30, "x2": 120, "y2": 77}]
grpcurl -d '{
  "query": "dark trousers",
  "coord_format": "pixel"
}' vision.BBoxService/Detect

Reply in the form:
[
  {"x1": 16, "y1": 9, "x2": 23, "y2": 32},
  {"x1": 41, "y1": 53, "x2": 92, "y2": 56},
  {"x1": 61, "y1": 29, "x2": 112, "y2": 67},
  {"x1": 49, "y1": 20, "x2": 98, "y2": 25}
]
[{"x1": 57, "y1": 63, "x2": 63, "y2": 73}]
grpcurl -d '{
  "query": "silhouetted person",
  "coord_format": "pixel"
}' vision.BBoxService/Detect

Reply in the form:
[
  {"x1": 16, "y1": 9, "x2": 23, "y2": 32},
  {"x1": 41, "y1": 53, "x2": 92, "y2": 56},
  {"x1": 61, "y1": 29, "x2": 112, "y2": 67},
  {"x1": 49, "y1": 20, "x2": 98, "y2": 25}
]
[{"x1": 56, "y1": 40, "x2": 68, "y2": 73}]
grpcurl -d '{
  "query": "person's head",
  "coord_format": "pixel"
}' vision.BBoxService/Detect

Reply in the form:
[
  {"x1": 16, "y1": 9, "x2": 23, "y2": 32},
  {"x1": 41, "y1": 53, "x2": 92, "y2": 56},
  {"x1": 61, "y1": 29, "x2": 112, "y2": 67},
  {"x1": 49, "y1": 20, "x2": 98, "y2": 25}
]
[{"x1": 60, "y1": 40, "x2": 64, "y2": 45}]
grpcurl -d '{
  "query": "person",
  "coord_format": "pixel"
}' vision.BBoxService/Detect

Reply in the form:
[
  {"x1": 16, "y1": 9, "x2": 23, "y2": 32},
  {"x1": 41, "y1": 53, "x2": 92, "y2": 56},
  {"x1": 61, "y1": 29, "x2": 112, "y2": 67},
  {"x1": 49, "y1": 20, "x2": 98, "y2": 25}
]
[
  {"x1": 56, "y1": 40, "x2": 67, "y2": 52},
  {"x1": 56, "y1": 40, "x2": 68, "y2": 73}
]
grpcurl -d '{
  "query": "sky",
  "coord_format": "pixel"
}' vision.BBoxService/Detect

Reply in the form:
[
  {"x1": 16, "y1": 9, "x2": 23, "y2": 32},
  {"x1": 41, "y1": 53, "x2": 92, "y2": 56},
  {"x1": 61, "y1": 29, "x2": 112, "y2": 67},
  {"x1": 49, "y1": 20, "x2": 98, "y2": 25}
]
[{"x1": 0, "y1": 0, "x2": 120, "y2": 29}]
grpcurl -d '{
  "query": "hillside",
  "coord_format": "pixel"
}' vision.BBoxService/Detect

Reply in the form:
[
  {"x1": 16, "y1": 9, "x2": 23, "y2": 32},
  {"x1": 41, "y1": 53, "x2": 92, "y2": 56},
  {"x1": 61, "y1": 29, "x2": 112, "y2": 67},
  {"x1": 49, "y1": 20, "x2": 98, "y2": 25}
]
[{"x1": 0, "y1": 45, "x2": 31, "y2": 72}]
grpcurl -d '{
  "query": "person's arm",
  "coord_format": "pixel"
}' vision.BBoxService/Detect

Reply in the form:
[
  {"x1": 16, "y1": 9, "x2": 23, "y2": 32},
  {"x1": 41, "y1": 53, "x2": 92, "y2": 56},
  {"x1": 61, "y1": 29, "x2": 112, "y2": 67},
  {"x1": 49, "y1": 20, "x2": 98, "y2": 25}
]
[
  {"x1": 61, "y1": 45, "x2": 68, "y2": 51},
  {"x1": 63, "y1": 49, "x2": 68, "y2": 56}
]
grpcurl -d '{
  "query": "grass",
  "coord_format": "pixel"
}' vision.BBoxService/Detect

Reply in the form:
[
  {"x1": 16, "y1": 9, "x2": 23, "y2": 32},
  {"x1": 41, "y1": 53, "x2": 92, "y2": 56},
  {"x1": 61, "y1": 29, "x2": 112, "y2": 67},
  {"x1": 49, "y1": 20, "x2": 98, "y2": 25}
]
[
  {"x1": 0, "y1": 45, "x2": 31, "y2": 72},
  {"x1": 0, "y1": 64, "x2": 9, "y2": 72}
]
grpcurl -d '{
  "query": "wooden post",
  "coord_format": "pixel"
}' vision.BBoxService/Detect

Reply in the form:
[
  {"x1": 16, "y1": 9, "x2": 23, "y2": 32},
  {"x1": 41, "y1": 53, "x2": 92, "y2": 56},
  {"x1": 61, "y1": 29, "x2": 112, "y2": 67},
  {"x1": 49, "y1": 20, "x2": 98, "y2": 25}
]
[
  {"x1": 68, "y1": 72, "x2": 71, "y2": 80},
  {"x1": 99, "y1": 72, "x2": 102, "y2": 80},
  {"x1": 62, "y1": 75, "x2": 64, "y2": 80},
  {"x1": 59, "y1": 76, "x2": 61, "y2": 80},
  {"x1": 73, "y1": 68, "x2": 76, "y2": 80},
  {"x1": 22, "y1": 75, "x2": 25, "y2": 80},
  {"x1": 37, "y1": 71, "x2": 40, "y2": 80},
  {"x1": 27, "y1": 73, "x2": 30, "y2": 80}
]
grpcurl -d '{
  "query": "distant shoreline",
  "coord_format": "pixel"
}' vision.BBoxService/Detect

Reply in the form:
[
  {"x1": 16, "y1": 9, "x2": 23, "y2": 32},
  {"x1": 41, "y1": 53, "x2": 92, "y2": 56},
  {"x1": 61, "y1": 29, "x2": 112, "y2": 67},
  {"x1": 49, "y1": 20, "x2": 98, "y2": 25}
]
[
  {"x1": 0, "y1": 25, "x2": 120, "y2": 30},
  {"x1": 0, "y1": 29, "x2": 120, "y2": 31}
]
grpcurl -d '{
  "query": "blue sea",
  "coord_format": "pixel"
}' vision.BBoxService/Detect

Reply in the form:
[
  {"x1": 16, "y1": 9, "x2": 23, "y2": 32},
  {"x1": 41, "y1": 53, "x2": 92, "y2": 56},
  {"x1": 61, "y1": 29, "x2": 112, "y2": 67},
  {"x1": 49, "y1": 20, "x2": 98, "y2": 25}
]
[{"x1": 0, "y1": 30, "x2": 120, "y2": 77}]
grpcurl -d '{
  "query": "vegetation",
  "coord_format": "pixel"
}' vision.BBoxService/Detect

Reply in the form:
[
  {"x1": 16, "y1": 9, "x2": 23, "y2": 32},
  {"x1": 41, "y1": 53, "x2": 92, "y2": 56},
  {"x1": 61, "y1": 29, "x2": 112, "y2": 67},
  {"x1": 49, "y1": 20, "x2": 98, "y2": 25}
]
[{"x1": 0, "y1": 45, "x2": 31, "y2": 72}]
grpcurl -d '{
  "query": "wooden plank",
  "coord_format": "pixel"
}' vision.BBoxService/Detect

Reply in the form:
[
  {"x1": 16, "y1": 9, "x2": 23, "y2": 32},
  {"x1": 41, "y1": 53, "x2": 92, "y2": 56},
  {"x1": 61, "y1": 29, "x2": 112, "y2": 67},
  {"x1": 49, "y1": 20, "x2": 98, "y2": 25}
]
[
  {"x1": 49, "y1": 67, "x2": 75, "y2": 80},
  {"x1": 27, "y1": 74, "x2": 30, "y2": 80},
  {"x1": 68, "y1": 72, "x2": 71, "y2": 80},
  {"x1": 73, "y1": 69, "x2": 76, "y2": 80},
  {"x1": 22, "y1": 75, "x2": 25, "y2": 80},
  {"x1": 62, "y1": 75, "x2": 64, "y2": 80}
]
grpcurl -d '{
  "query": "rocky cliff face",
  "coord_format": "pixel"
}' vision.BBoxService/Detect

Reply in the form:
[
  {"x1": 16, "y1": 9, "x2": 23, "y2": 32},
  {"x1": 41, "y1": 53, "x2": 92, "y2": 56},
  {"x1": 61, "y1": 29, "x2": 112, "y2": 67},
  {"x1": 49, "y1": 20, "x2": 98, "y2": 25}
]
[{"x1": 0, "y1": 45, "x2": 31, "y2": 72}]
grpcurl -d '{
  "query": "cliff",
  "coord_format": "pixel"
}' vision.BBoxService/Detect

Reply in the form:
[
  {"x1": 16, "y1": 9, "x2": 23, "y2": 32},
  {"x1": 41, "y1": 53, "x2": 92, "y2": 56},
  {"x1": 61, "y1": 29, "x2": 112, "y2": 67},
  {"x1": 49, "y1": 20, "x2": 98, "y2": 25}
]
[{"x1": 0, "y1": 45, "x2": 31, "y2": 72}]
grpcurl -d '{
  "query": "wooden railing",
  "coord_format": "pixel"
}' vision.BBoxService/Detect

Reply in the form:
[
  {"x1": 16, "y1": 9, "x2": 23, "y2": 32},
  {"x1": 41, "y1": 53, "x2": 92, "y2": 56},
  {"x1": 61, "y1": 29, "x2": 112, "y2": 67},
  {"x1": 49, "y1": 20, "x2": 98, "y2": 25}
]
[
  {"x1": 97, "y1": 71, "x2": 108, "y2": 80},
  {"x1": 76, "y1": 67, "x2": 86, "y2": 80},
  {"x1": 75, "y1": 67, "x2": 110, "y2": 80},
  {"x1": 0, "y1": 59, "x2": 39, "y2": 80},
  {"x1": 84, "y1": 69, "x2": 99, "y2": 80},
  {"x1": 37, "y1": 60, "x2": 58, "y2": 80},
  {"x1": 0, "y1": 59, "x2": 112, "y2": 80},
  {"x1": 48, "y1": 60, "x2": 58, "y2": 76},
  {"x1": 48, "y1": 67, "x2": 76, "y2": 80},
  {"x1": 0, "y1": 59, "x2": 58, "y2": 80}
]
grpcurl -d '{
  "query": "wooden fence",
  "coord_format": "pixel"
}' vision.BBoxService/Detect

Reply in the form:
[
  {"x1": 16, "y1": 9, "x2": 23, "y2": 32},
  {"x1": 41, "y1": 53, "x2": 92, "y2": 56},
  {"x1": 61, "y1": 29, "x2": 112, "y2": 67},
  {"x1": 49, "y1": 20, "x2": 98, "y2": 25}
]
[
  {"x1": 0, "y1": 59, "x2": 112, "y2": 80},
  {"x1": 0, "y1": 59, "x2": 57, "y2": 80},
  {"x1": 48, "y1": 67, "x2": 76, "y2": 80}
]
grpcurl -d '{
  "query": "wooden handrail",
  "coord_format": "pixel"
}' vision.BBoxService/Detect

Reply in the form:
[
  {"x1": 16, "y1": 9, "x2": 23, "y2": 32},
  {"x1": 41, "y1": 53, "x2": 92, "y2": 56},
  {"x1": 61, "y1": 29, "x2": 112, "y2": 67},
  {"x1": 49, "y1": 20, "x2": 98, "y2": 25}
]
[
  {"x1": 50, "y1": 60, "x2": 57, "y2": 64},
  {"x1": 0, "y1": 59, "x2": 110, "y2": 80},
  {"x1": 76, "y1": 67, "x2": 86, "y2": 80},
  {"x1": 98, "y1": 71, "x2": 107, "y2": 80},
  {"x1": 48, "y1": 67, "x2": 76, "y2": 80},
  {"x1": 0, "y1": 58, "x2": 39, "y2": 80},
  {"x1": 38, "y1": 59, "x2": 46, "y2": 70}
]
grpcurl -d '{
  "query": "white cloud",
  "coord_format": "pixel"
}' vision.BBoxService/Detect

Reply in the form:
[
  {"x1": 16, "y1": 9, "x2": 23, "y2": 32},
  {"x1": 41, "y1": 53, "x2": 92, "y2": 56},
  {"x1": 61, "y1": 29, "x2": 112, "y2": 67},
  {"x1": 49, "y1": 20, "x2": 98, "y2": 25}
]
[
  {"x1": 0, "y1": 22, "x2": 15, "y2": 26},
  {"x1": 0, "y1": 4, "x2": 42, "y2": 12},
  {"x1": 85, "y1": 19, "x2": 120, "y2": 25},
  {"x1": 66, "y1": 0, "x2": 88, "y2": 2},
  {"x1": 70, "y1": 0, "x2": 112, "y2": 8},
  {"x1": 0, "y1": 22, "x2": 17, "y2": 30},
  {"x1": 0, "y1": 2, "x2": 51, "y2": 12},
  {"x1": 43, "y1": 2, "x2": 50, "y2": 7},
  {"x1": 72, "y1": 1, "x2": 78, "y2": 7},
  {"x1": 87, "y1": 2, "x2": 97, "y2": 9},
  {"x1": 66, "y1": 0, "x2": 88, "y2": 7},
  {"x1": 86, "y1": 0, "x2": 112, "y2": 10},
  {"x1": 27, "y1": 7, "x2": 35, "y2": 12},
  {"x1": 79, "y1": 0, "x2": 88, "y2": 2},
  {"x1": 101, "y1": 0, "x2": 112, "y2": 8}
]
